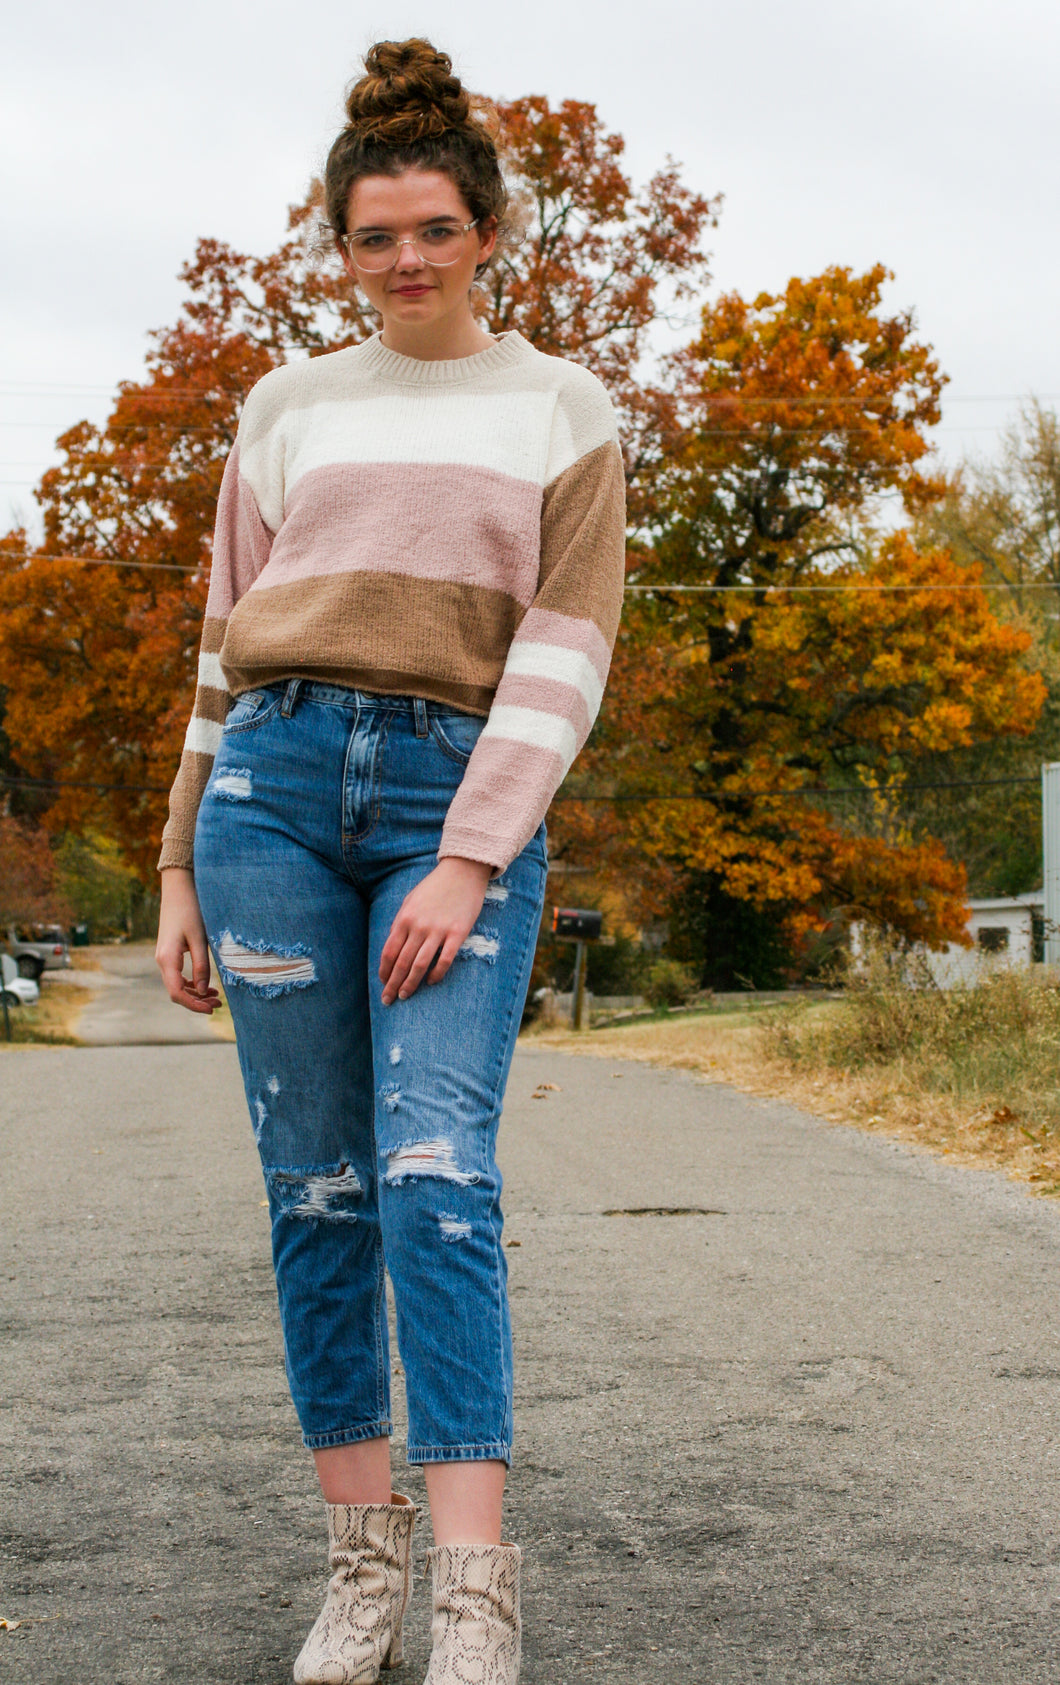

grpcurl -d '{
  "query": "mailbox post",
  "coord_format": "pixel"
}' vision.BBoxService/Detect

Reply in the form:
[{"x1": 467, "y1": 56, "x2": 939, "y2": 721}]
[{"x1": 551, "y1": 907, "x2": 603, "y2": 1030}]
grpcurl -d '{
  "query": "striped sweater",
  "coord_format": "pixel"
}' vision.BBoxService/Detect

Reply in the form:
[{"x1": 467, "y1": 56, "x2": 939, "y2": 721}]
[{"x1": 158, "y1": 329, "x2": 626, "y2": 874}]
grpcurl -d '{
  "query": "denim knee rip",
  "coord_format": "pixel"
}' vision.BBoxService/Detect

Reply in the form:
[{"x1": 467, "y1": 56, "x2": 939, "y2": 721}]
[
  {"x1": 383, "y1": 1138, "x2": 480, "y2": 1187},
  {"x1": 267, "y1": 1163, "x2": 363, "y2": 1223},
  {"x1": 215, "y1": 930, "x2": 317, "y2": 996},
  {"x1": 438, "y1": 1214, "x2": 473, "y2": 1242}
]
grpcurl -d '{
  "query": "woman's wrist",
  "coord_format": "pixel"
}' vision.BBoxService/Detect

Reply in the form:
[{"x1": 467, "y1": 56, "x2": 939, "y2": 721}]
[{"x1": 437, "y1": 856, "x2": 493, "y2": 883}]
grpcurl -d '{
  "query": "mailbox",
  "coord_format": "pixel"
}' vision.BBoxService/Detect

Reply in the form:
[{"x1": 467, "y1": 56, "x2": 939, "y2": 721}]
[{"x1": 552, "y1": 907, "x2": 602, "y2": 941}]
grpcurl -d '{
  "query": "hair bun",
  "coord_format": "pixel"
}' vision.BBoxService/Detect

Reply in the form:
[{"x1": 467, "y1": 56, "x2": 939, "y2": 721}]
[{"x1": 345, "y1": 38, "x2": 472, "y2": 145}]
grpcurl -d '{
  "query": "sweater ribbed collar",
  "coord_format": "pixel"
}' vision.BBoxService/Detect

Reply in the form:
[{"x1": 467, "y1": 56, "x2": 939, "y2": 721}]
[{"x1": 353, "y1": 329, "x2": 533, "y2": 386}]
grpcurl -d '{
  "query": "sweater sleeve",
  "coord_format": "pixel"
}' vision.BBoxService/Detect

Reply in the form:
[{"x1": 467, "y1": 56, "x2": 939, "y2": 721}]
[
  {"x1": 157, "y1": 437, "x2": 275, "y2": 871},
  {"x1": 438, "y1": 375, "x2": 626, "y2": 873}
]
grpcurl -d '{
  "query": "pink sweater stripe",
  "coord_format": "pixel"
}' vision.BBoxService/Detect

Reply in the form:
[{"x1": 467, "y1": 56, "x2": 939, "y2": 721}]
[
  {"x1": 207, "y1": 447, "x2": 274, "y2": 619},
  {"x1": 440, "y1": 736, "x2": 566, "y2": 866},
  {"x1": 254, "y1": 461, "x2": 542, "y2": 608}
]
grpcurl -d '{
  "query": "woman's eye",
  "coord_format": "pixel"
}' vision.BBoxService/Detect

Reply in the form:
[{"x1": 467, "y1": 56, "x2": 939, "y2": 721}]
[
  {"x1": 360, "y1": 234, "x2": 391, "y2": 250},
  {"x1": 422, "y1": 225, "x2": 457, "y2": 244}
]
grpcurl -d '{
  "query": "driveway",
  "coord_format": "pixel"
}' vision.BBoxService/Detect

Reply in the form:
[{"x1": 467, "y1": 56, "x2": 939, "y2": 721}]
[{"x1": 57, "y1": 941, "x2": 226, "y2": 1045}]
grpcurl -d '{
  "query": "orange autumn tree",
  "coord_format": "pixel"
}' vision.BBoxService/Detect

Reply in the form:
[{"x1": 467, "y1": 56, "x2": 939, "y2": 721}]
[
  {"x1": 0, "y1": 100, "x2": 715, "y2": 876},
  {"x1": 565, "y1": 267, "x2": 1044, "y2": 980}
]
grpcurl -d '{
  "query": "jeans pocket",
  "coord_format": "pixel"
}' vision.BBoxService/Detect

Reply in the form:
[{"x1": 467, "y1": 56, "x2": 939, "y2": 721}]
[
  {"x1": 223, "y1": 688, "x2": 281, "y2": 734},
  {"x1": 429, "y1": 711, "x2": 486, "y2": 765}
]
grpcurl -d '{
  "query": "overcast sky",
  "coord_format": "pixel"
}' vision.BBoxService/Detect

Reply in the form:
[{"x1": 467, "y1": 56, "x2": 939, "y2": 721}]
[{"x1": 3, "y1": 0, "x2": 1058, "y2": 535}]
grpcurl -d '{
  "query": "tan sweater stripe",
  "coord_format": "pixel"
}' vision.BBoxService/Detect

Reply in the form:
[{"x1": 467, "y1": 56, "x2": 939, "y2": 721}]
[
  {"x1": 219, "y1": 572, "x2": 524, "y2": 699},
  {"x1": 538, "y1": 442, "x2": 627, "y2": 642},
  {"x1": 200, "y1": 614, "x2": 228, "y2": 655},
  {"x1": 192, "y1": 686, "x2": 230, "y2": 727}
]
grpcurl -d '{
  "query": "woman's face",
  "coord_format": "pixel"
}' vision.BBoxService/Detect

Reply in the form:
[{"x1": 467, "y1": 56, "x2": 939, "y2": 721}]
[{"x1": 341, "y1": 168, "x2": 496, "y2": 335}]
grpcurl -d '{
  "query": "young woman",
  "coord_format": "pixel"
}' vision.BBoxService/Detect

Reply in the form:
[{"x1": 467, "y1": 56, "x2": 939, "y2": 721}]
[{"x1": 155, "y1": 38, "x2": 625, "y2": 1685}]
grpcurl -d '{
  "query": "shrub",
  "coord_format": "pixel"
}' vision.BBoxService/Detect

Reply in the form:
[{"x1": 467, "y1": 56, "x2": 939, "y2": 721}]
[
  {"x1": 767, "y1": 930, "x2": 1060, "y2": 1128},
  {"x1": 644, "y1": 958, "x2": 698, "y2": 1011}
]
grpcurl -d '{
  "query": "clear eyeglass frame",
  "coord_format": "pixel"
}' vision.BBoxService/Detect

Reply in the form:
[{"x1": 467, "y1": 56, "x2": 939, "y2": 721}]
[{"x1": 342, "y1": 219, "x2": 481, "y2": 273}]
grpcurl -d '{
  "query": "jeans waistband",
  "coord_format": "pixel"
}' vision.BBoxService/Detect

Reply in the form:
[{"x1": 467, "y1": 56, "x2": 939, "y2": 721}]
[{"x1": 260, "y1": 679, "x2": 472, "y2": 717}]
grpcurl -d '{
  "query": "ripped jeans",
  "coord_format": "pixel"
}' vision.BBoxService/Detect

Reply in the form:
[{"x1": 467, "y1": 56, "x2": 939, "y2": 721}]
[{"x1": 192, "y1": 679, "x2": 547, "y2": 1462}]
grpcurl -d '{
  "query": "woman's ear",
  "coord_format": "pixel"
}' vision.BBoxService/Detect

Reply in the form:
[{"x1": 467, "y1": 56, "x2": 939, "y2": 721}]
[{"x1": 475, "y1": 216, "x2": 498, "y2": 273}]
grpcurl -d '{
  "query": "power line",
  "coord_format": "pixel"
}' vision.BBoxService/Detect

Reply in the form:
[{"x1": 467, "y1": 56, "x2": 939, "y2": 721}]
[
  {"x1": 1, "y1": 773, "x2": 170, "y2": 794},
  {"x1": 2, "y1": 770, "x2": 1040, "y2": 800},
  {"x1": 624, "y1": 581, "x2": 1059, "y2": 594},
  {"x1": 1, "y1": 378, "x2": 1056, "y2": 404},
  {"x1": 6, "y1": 552, "x2": 205, "y2": 574},
  {"x1": 0, "y1": 421, "x2": 223, "y2": 433},
  {"x1": 0, "y1": 427, "x2": 1036, "y2": 455},
  {"x1": 1, "y1": 552, "x2": 1054, "y2": 593},
  {"x1": 3, "y1": 545, "x2": 1057, "y2": 598},
  {"x1": 1, "y1": 461, "x2": 222, "y2": 469},
  {"x1": 555, "y1": 775, "x2": 1040, "y2": 801}
]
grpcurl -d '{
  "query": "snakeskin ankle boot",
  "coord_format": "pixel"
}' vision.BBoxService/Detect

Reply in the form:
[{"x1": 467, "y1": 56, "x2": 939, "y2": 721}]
[
  {"x1": 293, "y1": 1493, "x2": 416, "y2": 1685},
  {"x1": 424, "y1": 1542, "x2": 521, "y2": 1684}
]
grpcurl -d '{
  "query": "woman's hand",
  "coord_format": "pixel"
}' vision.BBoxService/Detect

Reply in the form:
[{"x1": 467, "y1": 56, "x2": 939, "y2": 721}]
[
  {"x1": 155, "y1": 867, "x2": 221, "y2": 1013},
  {"x1": 379, "y1": 857, "x2": 493, "y2": 1005}
]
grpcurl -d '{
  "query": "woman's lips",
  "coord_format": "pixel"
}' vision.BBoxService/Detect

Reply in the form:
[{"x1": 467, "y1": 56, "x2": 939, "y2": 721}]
[{"x1": 392, "y1": 284, "x2": 433, "y2": 297}]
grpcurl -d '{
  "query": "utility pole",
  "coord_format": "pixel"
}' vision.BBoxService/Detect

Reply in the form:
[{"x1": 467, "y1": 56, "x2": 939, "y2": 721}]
[{"x1": 1043, "y1": 763, "x2": 1060, "y2": 965}]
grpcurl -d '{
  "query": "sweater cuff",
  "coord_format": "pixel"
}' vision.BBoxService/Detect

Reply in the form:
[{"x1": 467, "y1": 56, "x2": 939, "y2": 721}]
[
  {"x1": 157, "y1": 836, "x2": 196, "y2": 873},
  {"x1": 437, "y1": 828, "x2": 510, "y2": 879}
]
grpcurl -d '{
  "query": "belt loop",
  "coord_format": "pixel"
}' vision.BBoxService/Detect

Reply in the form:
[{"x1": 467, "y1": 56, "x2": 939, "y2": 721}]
[
  {"x1": 413, "y1": 697, "x2": 430, "y2": 738},
  {"x1": 281, "y1": 678, "x2": 302, "y2": 718}
]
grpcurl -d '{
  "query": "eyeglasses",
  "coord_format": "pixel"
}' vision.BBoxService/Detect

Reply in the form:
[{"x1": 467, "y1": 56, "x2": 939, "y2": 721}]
[{"x1": 342, "y1": 219, "x2": 480, "y2": 273}]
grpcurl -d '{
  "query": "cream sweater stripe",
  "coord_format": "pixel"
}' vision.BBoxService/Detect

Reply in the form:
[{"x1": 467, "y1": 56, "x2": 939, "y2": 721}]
[{"x1": 499, "y1": 641, "x2": 605, "y2": 717}]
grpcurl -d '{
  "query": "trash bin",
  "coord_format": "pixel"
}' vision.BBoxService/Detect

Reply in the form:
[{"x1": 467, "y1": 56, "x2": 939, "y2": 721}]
[{"x1": 71, "y1": 923, "x2": 90, "y2": 947}]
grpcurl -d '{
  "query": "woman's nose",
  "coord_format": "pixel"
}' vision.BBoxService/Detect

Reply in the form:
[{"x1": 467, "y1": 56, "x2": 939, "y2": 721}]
[{"x1": 393, "y1": 239, "x2": 425, "y2": 272}]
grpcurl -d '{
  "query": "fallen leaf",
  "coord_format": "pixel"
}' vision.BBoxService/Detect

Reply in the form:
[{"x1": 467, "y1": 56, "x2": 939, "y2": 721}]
[
  {"x1": 0, "y1": 1618, "x2": 21, "y2": 1631},
  {"x1": 506, "y1": 1240, "x2": 521, "y2": 1248}
]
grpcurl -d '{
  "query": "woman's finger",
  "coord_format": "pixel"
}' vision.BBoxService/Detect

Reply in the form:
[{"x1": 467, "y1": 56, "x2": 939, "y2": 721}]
[
  {"x1": 379, "y1": 911, "x2": 415, "y2": 985},
  {"x1": 426, "y1": 930, "x2": 466, "y2": 986},
  {"x1": 381, "y1": 929, "x2": 423, "y2": 1003},
  {"x1": 395, "y1": 936, "x2": 445, "y2": 1001},
  {"x1": 188, "y1": 929, "x2": 215, "y2": 999},
  {"x1": 178, "y1": 979, "x2": 220, "y2": 1014}
]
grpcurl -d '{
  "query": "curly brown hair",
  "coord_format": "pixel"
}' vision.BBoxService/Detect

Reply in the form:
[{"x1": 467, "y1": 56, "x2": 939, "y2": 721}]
[{"x1": 324, "y1": 39, "x2": 509, "y2": 276}]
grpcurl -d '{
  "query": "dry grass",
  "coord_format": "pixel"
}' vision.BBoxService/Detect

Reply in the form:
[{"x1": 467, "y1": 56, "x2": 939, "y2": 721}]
[
  {"x1": 522, "y1": 968, "x2": 1060, "y2": 1198},
  {"x1": 210, "y1": 988, "x2": 236, "y2": 1041},
  {"x1": 0, "y1": 982, "x2": 97, "y2": 1047}
]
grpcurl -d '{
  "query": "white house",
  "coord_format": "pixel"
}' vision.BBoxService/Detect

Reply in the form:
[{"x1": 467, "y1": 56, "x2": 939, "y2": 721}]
[
  {"x1": 921, "y1": 893, "x2": 1042, "y2": 987},
  {"x1": 851, "y1": 893, "x2": 1044, "y2": 987}
]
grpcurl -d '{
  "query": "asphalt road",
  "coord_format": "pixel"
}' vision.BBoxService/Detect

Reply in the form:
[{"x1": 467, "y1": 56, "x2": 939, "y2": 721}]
[{"x1": 2, "y1": 1038, "x2": 1060, "y2": 1683}]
